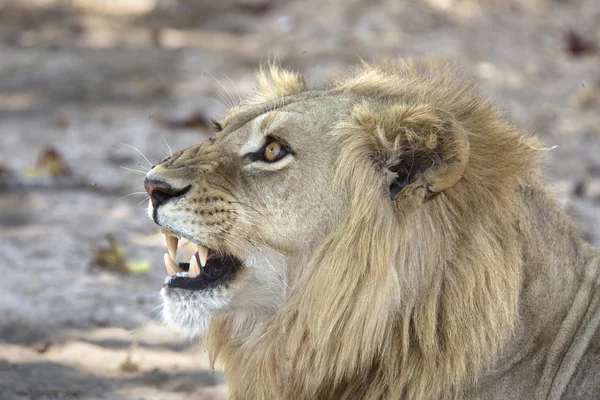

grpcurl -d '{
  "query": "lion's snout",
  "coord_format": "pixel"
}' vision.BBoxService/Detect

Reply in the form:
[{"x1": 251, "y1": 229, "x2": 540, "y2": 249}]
[{"x1": 143, "y1": 178, "x2": 191, "y2": 209}]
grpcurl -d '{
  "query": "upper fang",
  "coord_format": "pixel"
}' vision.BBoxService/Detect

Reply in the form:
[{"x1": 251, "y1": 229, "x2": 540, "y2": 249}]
[{"x1": 165, "y1": 234, "x2": 179, "y2": 259}]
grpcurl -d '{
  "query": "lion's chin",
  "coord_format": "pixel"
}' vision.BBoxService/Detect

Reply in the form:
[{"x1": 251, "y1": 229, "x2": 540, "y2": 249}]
[{"x1": 161, "y1": 283, "x2": 235, "y2": 338}]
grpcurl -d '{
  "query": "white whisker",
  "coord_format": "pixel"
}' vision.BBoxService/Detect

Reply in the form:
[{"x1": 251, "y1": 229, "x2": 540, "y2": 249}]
[
  {"x1": 119, "y1": 143, "x2": 154, "y2": 167},
  {"x1": 162, "y1": 136, "x2": 173, "y2": 157},
  {"x1": 206, "y1": 70, "x2": 237, "y2": 108},
  {"x1": 118, "y1": 191, "x2": 148, "y2": 200},
  {"x1": 229, "y1": 209, "x2": 310, "y2": 244},
  {"x1": 209, "y1": 97, "x2": 229, "y2": 112},
  {"x1": 221, "y1": 72, "x2": 242, "y2": 103},
  {"x1": 264, "y1": 257, "x2": 290, "y2": 291},
  {"x1": 121, "y1": 166, "x2": 148, "y2": 175}
]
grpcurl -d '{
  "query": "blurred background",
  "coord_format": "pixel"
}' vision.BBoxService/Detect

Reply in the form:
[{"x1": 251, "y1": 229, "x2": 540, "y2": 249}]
[{"x1": 0, "y1": 0, "x2": 599, "y2": 399}]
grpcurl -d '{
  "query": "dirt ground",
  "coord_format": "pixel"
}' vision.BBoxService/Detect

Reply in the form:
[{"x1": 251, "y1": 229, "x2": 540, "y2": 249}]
[{"x1": 0, "y1": 0, "x2": 599, "y2": 399}]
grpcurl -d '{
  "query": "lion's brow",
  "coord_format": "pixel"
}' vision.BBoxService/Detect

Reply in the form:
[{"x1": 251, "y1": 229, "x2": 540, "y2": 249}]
[{"x1": 221, "y1": 94, "x2": 312, "y2": 135}]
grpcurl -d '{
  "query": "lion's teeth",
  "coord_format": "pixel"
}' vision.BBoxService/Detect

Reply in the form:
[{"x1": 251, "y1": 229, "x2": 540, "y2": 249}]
[
  {"x1": 163, "y1": 253, "x2": 176, "y2": 276},
  {"x1": 165, "y1": 235, "x2": 179, "y2": 259},
  {"x1": 197, "y1": 245, "x2": 208, "y2": 267},
  {"x1": 164, "y1": 253, "x2": 183, "y2": 276},
  {"x1": 161, "y1": 228, "x2": 179, "y2": 238},
  {"x1": 189, "y1": 254, "x2": 201, "y2": 278}
]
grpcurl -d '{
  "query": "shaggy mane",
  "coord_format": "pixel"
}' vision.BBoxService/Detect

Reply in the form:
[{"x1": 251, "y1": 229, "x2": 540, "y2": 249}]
[{"x1": 207, "y1": 60, "x2": 542, "y2": 399}]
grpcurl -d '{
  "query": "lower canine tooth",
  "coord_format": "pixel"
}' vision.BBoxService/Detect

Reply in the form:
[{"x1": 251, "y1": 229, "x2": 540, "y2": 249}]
[
  {"x1": 197, "y1": 245, "x2": 208, "y2": 267},
  {"x1": 189, "y1": 255, "x2": 201, "y2": 278},
  {"x1": 164, "y1": 253, "x2": 183, "y2": 276}
]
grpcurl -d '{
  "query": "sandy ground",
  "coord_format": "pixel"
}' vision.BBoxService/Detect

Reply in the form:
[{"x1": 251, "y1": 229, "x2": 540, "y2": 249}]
[{"x1": 0, "y1": 0, "x2": 599, "y2": 399}]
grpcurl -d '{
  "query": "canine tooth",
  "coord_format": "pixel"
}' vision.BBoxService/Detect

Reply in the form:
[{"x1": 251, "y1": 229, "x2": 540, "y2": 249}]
[
  {"x1": 163, "y1": 253, "x2": 176, "y2": 276},
  {"x1": 165, "y1": 235, "x2": 179, "y2": 259},
  {"x1": 164, "y1": 253, "x2": 184, "y2": 276},
  {"x1": 189, "y1": 255, "x2": 201, "y2": 278},
  {"x1": 197, "y1": 245, "x2": 208, "y2": 267}
]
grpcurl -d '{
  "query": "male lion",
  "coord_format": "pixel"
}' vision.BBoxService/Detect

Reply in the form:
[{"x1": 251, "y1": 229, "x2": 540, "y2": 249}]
[{"x1": 143, "y1": 60, "x2": 600, "y2": 399}]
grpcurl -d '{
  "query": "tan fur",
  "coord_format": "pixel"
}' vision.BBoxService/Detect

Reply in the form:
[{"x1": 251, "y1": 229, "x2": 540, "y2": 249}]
[
  {"x1": 146, "y1": 60, "x2": 600, "y2": 399},
  {"x1": 253, "y1": 64, "x2": 307, "y2": 104}
]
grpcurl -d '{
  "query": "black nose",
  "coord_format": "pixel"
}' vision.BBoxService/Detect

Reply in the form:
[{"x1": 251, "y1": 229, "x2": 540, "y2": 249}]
[{"x1": 144, "y1": 179, "x2": 191, "y2": 208}]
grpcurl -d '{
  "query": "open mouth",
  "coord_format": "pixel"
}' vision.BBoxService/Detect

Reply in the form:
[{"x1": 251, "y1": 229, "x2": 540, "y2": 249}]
[{"x1": 161, "y1": 230, "x2": 243, "y2": 291}]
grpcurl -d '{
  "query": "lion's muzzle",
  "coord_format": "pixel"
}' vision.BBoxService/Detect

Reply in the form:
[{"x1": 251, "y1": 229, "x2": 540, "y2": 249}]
[{"x1": 144, "y1": 178, "x2": 191, "y2": 210}]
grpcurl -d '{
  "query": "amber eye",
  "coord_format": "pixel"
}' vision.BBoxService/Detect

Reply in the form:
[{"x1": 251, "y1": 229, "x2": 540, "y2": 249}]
[{"x1": 263, "y1": 142, "x2": 288, "y2": 162}]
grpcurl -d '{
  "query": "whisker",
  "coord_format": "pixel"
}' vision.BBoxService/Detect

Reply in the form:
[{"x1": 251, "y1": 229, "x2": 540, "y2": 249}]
[
  {"x1": 229, "y1": 210, "x2": 262, "y2": 223},
  {"x1": 138, "y1": 196, "x2": 150, "y2": 206},
  {"x1": 219, "y1": 234, "x2": 289, "y2": 290},
  {"x1": 226, "y1": 229, "x2": 259, "y2": 247},
  {"x1": 228, "y1": 202, "x2": 310, "y2": 243},
  {"x1": 118, "y1": 191, "x2": 148, "y2": 200},
  {"x1": 119, "y1": 143, "x2": 154, "y2": 167},
  {"x1": 209, "y1": 97, "x2": 229, "y2": 112},
  {"x1": 264, "y1": 257, "x2": 290, "y2": 290},
  {"x1": 162, "y1": 136, "x2": 173, "y2": 157},
  {"x1": 228, "y1": 201, "x2": 265, "y2": 217},
  {"x1": 221, "y1": 72, "x2": 242, "y2": 103},
  {"x1": 121, "y1": 166, "x2": 148, "y2": 175},
  {"x1": 206, "y1": 70, "x2": 236, "y2": 108},
  {"x1": 220, "y1": 234, "x2": 245, "y2": 249},
  {"x1": 216, "y1": 90, "x2": 232, "y2": 110},
  {"x1": 229, "y1": 214, "x2": 264, "y2": 231},
  {"x1": 219, "y1": 235, "x2": 248, "y2": 256},
  {"x1": 150, "y1": 299, "x2": 166, "y2": 314}
]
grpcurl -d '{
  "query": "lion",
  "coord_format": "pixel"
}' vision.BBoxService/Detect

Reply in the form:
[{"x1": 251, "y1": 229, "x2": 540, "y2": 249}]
[{"x1": 143, "y1": 60, "x2": 600, "y2": 399}]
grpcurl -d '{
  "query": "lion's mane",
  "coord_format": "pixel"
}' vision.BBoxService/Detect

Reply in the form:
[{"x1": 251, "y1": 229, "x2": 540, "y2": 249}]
[{"x1": 201, "y1": 60, "x2": 551, "y2": 399}]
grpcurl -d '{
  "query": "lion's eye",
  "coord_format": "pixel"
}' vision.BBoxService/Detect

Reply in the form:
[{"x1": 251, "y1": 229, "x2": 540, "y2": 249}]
[{"x1": 263, "y1": 142, "x2": 288, "y2": 162}]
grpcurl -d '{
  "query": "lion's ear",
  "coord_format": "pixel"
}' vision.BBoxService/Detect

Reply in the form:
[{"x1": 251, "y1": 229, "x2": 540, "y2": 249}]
[
  {"x1": 354, "y1": 104, "x2": 470, "y2": 200},
  {"x1": 255, "y1": 64, "x2": 307, "y2": 101}
]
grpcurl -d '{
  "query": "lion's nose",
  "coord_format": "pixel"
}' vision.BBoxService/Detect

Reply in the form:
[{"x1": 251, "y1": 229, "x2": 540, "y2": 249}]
[{"x1": 144, "y1": 178, "x2": 191, "y2": 208}]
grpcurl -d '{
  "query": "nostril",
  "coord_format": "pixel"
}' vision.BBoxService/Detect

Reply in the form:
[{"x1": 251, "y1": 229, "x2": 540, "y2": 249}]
[{"x1": 144, "y1": 179, "x2": 191, "y2": 208}]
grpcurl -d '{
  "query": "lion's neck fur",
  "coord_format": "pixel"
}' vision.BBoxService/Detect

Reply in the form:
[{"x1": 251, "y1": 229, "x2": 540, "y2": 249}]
[{"x1": 207, "y1": 142, "x2": 539, "y2": 399}]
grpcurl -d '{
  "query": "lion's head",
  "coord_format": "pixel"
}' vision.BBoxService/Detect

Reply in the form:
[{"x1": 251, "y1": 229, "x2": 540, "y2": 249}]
[{"x1": 144, "y1": 60, "x2": 541, "y2": 398}]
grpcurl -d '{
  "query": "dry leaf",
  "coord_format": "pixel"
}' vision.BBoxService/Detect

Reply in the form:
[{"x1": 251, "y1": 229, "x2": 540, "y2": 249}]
[
  {"x1": 0, "y1": 163, "x2": 14, "y2": 177},
  {"x1": 90, "y1": 234, "x2": 150, "y2": 275},
  {"x1": 565, "y1": 30, "x2": 597, "y2": 58},
  {"x1": 125, "y1": 260, "x2": 151, "y2": 275},
  {"x1": 161, "y1": 111, "x2": 212, "y2": 130},
  {"x1": 90, "y1": 234, "x2": 128, "y2": 273},
  {"x1": 25, "y1": 147, "x2": 72, "y2": 178}
]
